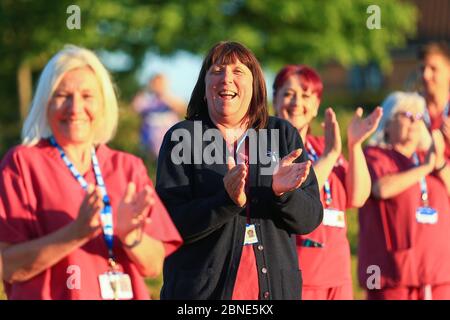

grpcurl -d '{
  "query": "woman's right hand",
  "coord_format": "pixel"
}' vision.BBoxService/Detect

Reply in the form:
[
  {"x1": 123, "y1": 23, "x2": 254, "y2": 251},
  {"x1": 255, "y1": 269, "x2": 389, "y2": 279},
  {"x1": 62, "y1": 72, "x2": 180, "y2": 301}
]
[
  {"x1": 73, "y1": 185, "x2": 104, "y2": 240},
  {"x1": 424, "y1": 145, "x2": 437, "y2": 173},
  {"x1": 440, "y1": 117, "x2": 450, "y2": 145},
  {"x1": 431, "y1": 129, "x2": 446, "y2": 170},
  {"x1": 224, "y1": 157, "x2": 247, "y2": 207},
  {"x1": 323, "y1": 107, "x2": 342, "y2": 158}
]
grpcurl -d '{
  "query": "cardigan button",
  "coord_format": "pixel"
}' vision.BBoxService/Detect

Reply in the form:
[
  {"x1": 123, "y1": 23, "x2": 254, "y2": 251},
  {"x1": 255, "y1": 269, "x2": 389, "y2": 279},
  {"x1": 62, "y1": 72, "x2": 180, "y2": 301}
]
[
  {"x1": 261, "y1": 267, "x2": 267, "y2": 274},
  {"x1": 263, "y1": 291, "x2": 270, "y2": 299},
  {"x1": 257, "y1": 245, "x2": 264, "y2": 251}
]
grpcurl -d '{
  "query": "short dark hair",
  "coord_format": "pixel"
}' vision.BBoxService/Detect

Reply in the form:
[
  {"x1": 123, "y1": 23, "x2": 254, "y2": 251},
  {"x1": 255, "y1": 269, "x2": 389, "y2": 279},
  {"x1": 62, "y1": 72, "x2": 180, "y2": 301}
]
[
  {"x1": 186, "y1": 41, "x2": 268, "y2": 129},
  {"x1": 419, "y1": 42, "x2": 450, "y2": 62}
]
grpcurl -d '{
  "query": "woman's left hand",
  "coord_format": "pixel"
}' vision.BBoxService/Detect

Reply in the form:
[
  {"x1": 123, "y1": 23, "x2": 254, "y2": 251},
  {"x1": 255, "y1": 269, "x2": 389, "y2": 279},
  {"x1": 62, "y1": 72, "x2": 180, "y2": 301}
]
[
  {"x1": 116, "y1": 182, "x2": 154, "y2": 242},
  {"x1": 272, "y1": 149, "x2": 312, "y2": 197},
  {"x1": 323, "y1": 107, "x2": 342, "y2": 157},
  {"x1": 347, "y1": 106, "x2": 383, "y2": 147},
  {"x1": 432, "y1": 129, "x2": 446, "y2": 170},
  {"x1": 440, "y1": 117, "x2": 450, "y2": 145}
]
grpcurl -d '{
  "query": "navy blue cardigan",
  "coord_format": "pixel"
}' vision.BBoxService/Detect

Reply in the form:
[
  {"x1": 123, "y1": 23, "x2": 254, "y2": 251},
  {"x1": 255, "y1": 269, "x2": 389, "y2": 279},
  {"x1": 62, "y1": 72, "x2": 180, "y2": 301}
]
[{"x1": 156, "y1": 114, "x2": 323, "y2": 300}]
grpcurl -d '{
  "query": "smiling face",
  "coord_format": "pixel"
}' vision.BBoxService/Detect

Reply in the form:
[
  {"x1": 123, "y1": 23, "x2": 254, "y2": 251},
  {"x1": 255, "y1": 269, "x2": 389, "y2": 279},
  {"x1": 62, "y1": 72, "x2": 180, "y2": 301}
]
[
  {"x1": 274, "y1": 75, "x2": 320, "y2": 131},
  {"x1": 421, "y1": 53, "x2": 450, "y2": 96},
  {"x1": 47, "y1": 67, "x2": 103, "y2": 146},
  {"x1": 386, "y1": 105, "x2": 424, "y2": 148},
  {"x1": 205, "y1": 58, "x2": 253, "y2": 127}
]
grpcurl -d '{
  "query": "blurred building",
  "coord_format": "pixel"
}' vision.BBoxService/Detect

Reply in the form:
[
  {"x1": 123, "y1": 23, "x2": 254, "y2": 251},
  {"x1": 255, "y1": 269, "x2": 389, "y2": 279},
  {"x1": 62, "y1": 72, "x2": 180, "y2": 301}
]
[{"x1": 321, "y1": 0, "x2": 450, "y2": 96}]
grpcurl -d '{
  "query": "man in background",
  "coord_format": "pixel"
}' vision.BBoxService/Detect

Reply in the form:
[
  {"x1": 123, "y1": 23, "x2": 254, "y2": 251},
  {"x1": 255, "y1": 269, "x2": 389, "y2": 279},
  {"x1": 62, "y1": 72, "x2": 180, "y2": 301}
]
[{"x1": 419, "y1": 42, "x2": 450, "y2": 160}]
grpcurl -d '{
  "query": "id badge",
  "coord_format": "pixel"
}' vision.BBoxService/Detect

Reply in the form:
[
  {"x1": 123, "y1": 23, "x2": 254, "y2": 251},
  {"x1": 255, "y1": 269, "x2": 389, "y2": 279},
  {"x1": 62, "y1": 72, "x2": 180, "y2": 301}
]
[
  {"x1": 416, "y1": 207, "x2": 438, "y2": 224},
  {"x1": 98, "y1": 272, "x2": 134, "y2": 300},
  {"x1": 322, "y1": 208, "x2": 346, "y2": 228},
  {"x1": 243, "y1": 224, "x2": 258, "y2": 245}
]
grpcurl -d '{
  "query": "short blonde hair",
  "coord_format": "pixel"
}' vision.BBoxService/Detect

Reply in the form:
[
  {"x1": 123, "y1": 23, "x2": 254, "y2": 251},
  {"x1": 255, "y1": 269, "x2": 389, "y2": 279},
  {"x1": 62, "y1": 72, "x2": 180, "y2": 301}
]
[
  {"x1": 369, "y1": 91, "x2": 426, "y2": 147},
  {"x1": 21, "y1": 45, "x2": 118, "y2": 146}
]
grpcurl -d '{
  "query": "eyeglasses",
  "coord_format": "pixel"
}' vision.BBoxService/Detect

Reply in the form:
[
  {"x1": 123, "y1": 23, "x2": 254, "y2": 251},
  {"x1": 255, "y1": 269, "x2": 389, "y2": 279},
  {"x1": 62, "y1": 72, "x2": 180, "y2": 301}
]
[{"x1": 395, "y1": 111, "x2": 424, "y2": 122}]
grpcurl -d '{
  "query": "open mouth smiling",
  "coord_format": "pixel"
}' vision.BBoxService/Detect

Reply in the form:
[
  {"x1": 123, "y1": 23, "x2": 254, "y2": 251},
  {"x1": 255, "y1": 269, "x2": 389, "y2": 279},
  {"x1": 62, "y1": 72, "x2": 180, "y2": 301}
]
[{"x1": 218, "y1": 90, "x2": 238, "y2": 99}]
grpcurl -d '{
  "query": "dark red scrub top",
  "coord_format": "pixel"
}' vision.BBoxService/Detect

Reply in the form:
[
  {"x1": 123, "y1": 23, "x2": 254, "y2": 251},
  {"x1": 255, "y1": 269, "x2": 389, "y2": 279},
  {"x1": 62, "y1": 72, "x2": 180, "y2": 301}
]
[
  {"x1": 231, "y1": 139, "x2": 259, "y2": 300},
  {"x1": 358, "y1": 146, "x2": 450, "y2": 289},
  {"x1": 297, "y1": 135, "x2": 352, "y2": 288},
  {"x1": 0, "y1": 140, "x2": 183, "y2": 300}
]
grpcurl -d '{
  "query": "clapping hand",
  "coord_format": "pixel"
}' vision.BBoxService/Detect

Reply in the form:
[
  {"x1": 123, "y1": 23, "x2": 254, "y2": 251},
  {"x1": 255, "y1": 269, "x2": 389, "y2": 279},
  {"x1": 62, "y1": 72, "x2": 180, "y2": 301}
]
[
  {"x1": 116, "y1": 182, "x2": 154, "y2": 242},
  {"x1": 440, "y1": 117, "x2": 450, "y2": 145},
  {"x1": 73, "y1": 185, "x2": 104, "y2": 240},
  {"x1": 431, "y1": 129, "x2": 446, "y2": 171},
  {"x1": 224, "y1": 157, "x2": 248, "y2": 207},
  {"x1": 272, "y1": 149, "x2": 312, "y2": 197},
  {"x1": 323, "y1": 108, "x2": 342, "y2": 157},
  {"x1": 347, "y1": 107, "x2": 383, "y2": 147}
]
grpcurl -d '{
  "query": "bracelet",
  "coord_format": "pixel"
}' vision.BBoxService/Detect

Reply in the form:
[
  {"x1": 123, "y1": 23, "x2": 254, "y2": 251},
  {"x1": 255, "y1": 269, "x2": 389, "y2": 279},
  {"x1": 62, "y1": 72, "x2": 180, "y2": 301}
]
[{"x1": 436, "y1": 161, "x2": 447, "y2": 172}]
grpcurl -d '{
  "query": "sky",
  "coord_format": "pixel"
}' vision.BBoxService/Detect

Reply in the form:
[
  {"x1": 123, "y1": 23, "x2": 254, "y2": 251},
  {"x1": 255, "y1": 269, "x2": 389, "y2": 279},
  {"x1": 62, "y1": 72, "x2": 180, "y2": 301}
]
[{"x1": 137, "y1": 51, "x2": 202, "y2": 102}]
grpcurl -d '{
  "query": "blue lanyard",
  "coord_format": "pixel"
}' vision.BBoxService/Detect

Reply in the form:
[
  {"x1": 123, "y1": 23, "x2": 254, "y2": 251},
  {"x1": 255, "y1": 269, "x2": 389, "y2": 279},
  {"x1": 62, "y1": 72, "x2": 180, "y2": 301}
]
[
  {"x1": 412, "y1": 153, "x2": 429, "y2": 206},
  {"x1": 235, "y1": 131, "x2": 248, "y2": 162},
  {"x1": 49, "y1": 137, "x2": 115, "y2": 261},
  {"x1": 305, "y1": 141, "x2": 332, "y2": 206}
]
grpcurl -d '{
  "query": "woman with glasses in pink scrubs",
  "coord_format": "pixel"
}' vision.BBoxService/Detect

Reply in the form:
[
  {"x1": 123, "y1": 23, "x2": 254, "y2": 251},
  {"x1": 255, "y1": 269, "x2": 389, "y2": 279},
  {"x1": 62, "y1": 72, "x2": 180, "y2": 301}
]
[{"x1": 359, "y1": 91, "x2": 450, "y2": 300}]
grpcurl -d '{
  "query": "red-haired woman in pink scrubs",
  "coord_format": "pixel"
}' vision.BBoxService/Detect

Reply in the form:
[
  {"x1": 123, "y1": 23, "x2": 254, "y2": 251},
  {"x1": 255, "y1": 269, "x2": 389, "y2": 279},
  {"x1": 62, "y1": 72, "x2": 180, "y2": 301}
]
[{"x1": 273, "y1": 65, "x2": 382, "y2": 299}]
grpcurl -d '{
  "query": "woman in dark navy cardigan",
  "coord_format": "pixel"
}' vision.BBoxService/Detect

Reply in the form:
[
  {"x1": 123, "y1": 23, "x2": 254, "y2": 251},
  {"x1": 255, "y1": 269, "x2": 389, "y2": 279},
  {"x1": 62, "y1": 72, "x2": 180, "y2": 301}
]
[{"x1": 156, "y1": 41, "x2": 323, "y2": 300}]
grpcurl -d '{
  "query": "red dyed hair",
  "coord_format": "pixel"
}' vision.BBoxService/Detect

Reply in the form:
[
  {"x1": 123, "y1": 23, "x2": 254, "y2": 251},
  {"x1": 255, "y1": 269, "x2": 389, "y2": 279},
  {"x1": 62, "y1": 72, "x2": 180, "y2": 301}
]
[{"x1": 272, "y1": 65, "x2": 323, "y2": 101}]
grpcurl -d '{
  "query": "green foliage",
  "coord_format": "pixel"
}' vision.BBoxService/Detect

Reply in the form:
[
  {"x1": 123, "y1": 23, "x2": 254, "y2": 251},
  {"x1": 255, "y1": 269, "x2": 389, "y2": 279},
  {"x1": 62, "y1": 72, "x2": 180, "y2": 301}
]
[
  {"x1": 0, "y1": 0, "x2": 417, "y2": 300},
  {"x1": 0, "y1": 0, "x2": 417, "y2": 153},
  {"x1": 158, "y1": 0, "x2": 417, "y2": 72},
  {"x1": 1, "y1": 0, "x2": 417, "y2": 86}
]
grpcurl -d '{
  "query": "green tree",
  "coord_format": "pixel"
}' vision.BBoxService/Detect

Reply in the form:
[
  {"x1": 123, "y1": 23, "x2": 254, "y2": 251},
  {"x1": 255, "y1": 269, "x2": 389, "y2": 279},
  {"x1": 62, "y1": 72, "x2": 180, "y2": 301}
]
[{"x1": 0, "y1": 0, "x2": 417, "y2": 153}]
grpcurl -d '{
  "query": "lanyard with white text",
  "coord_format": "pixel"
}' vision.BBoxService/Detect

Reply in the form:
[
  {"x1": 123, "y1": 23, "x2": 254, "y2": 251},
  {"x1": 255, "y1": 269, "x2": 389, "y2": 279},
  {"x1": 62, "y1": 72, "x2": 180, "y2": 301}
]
[
  {"x1": 412, "y1": 152, "x2": 429, "y2": 207},
  {"x1": 233, "y1": 132, "x2": 251, "y2": 223},
  {"x1": 238, "y1": 133, "x2": 251, "y2": 223},
  {"x1": 235, "y1": 131, "x2": 248, "y2": 162},
  {"x1": 305, "y1": 141, "x2": 332, "y2": 206},
  {"x1": 49, "y1": 137, "x2": 116, "y2": 264}
]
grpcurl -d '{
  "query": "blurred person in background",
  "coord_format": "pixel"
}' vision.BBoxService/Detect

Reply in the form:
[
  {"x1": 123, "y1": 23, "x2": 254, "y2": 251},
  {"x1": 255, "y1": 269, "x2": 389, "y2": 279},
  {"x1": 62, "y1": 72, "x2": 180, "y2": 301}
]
[
  {"x1": 0, "y1": 45, "x2": 182, "y2": 300},
  {"x1": 419, "y1": 42, "x2": 450, "y2": 160},
  {"x1": 272, "y1": 64, "x2": 382, "y2": 300},
  {"x1": 359, "y1": 91, "x2": 450, "y2": 300},
  {"x1": 132, "y1": 73, "x2": 186, "y2": 160},
  {"x1": 156, "y1": 41, "x2": 323, "y2": 300}
]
